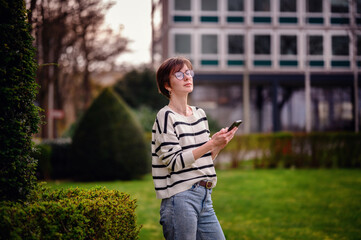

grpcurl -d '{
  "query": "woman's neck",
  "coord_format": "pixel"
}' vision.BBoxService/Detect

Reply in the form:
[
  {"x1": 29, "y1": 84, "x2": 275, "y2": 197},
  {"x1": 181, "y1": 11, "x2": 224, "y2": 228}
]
[{"x1": 168, "y1": 96, "x2": 192, "y2": 116}]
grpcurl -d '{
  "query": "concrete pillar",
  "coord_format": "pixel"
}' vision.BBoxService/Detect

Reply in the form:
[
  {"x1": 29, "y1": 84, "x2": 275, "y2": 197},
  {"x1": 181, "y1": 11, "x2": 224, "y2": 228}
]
[
  {"x1": 243, "y1": 71, "x2": 251, "y2": 133},
  {"x1": 305, "y1": 70, "x2": 312, "y2": 132},
  {"x1": 272, "y1": 79, "x2": 280, "y2": 132}
]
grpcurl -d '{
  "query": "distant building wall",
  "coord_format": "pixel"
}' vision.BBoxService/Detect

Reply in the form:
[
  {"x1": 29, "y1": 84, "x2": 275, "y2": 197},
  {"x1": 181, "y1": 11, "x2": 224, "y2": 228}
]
[{"x1": 152, "y1": 0, "x2": 361, "y2": 132}]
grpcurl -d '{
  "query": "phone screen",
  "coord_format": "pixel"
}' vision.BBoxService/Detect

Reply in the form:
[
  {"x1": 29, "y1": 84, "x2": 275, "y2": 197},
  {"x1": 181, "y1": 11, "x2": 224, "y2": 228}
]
[{"x1": 227, "y1": 120, "x2": 242, "y2": 132}]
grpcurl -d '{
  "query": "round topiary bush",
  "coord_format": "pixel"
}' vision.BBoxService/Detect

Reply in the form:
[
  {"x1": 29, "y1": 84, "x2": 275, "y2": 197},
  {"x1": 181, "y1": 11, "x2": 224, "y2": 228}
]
[{"x1": 71, "y1": 87, "x2": 150, "y2": 181}]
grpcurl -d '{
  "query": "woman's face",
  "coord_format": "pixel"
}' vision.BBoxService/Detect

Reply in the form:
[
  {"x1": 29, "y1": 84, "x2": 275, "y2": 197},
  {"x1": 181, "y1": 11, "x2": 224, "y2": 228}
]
[{"x1": 167, "y1": 64, "x2": 193, "y2": 97}]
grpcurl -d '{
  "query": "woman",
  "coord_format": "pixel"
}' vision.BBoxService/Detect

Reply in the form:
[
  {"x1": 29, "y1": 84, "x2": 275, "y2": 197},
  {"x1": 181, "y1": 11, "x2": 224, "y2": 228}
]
[{"x1": 151, "y1": 57, "x2": 238, "y2": 240}]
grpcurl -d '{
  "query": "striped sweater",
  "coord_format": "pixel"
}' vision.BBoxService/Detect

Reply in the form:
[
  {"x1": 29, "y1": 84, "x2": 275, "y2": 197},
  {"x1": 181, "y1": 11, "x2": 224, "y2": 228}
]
[{"x1": 151, "y1": 105, "x2": 217, "y2": 199}]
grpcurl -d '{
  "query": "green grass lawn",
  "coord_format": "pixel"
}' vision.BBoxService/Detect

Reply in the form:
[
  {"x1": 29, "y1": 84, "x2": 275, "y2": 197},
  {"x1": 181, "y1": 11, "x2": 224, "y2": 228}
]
[{"x1": 47, "y1": 169, "x2": 361, "y2": 240}]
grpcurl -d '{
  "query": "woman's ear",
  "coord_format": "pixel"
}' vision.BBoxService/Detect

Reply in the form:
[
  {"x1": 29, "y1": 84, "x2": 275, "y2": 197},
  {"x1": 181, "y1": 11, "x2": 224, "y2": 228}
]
[{"x1": 165, "y1": 82, "x2": 171, "y2": 92}]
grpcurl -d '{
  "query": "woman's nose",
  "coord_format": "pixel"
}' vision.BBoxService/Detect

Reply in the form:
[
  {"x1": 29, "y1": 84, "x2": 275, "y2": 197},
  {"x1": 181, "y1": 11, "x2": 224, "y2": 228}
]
[{"x1": 184, "y1": 73, "x2": 191, "y2": 81}]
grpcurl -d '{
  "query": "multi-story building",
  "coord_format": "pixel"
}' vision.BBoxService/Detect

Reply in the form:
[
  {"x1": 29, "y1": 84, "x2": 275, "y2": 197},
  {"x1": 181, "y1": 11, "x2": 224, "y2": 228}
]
[{"x1": 151, "y1": 0, "x2": 361, "y2": 132}]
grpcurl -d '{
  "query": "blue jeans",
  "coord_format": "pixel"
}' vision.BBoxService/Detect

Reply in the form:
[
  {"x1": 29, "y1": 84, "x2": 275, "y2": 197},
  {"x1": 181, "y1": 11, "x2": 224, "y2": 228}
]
[{"x1": 160, "y1": 183, "x2": 226, "y2": 240}]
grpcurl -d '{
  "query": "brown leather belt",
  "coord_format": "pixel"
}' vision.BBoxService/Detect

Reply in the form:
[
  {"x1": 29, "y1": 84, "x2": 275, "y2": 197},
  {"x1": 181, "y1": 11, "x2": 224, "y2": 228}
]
[{"x1": 199, "y1": 180, "x2": 213, "y2": 189}]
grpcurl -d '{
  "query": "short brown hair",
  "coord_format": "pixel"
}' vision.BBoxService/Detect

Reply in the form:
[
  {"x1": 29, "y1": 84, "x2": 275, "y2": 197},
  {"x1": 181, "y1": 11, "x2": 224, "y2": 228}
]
[{"x1": 156, "y1": 57, "x2": 193, "y2": 99}]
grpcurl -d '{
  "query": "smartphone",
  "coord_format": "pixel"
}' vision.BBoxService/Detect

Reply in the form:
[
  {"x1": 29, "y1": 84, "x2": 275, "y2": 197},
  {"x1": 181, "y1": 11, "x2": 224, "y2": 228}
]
[{"x1": 227, "y1": 120, "x2": 242, "y2": 132}]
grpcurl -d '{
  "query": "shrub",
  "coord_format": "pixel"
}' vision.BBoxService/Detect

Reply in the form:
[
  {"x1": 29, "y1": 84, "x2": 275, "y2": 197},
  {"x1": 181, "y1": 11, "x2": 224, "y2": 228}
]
[
  {"x1": 32, "y1": 143, "x2": 52, "y2": 180},
  {"x1": 223, "y1": 132, "x2": 361, "y2": 169},
  {"x1": 72, "y1": 87, "x2": 150, "y2": 181},
  {"x1": 134, "y1": 105, "x2": 158, "y2": 132},
  {"x1": 0, "y1": 185, "x2": 140, "y2": 239},
  {"x1": 113, "y1": 67, "x2": 167, "y2": 110},
  {"x1": 0, "y1": 0, "x2": 41, "y2": 201},
  {"x1": 32, "y1": 139, "x2": 73, "y2": 180}
]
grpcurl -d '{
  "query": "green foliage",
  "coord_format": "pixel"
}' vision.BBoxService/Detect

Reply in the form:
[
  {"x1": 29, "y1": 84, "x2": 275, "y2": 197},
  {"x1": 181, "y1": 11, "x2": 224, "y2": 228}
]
[
  {"x1": 72, "y1": 87, "x2": 150, "y2": 181},
  {"x1": 113, "y1": 67, "x2": 167, "y2": 110},
  {"x1": 224, "y1": 132, "x2": 361, "y2": 169},
  {"x1": 0, "y1": 185, "x2": 140, "y2": 239},
  {"x1": 215, "y1": 169, "x2": 361, "y2": 240},
  {"x1": 207, "y1": 115, "x2": 221, "y2": 133},
  {"x1": 32, "y1": 139, "x2": 73, "y2": 180},
  {"x1": 61, "y1": 121, "x2": 78, "y2": 138},
  {"x1": 32, "y1": 144, "x2": 52, "y2": 180},
  {"x1": 46, "y1": 169, "x2": 361, "y2": 240},
  {"x1": 0, "y1": 0, "x2": 41, "y2": 201},
  {"x1": 133, "y1": 105, "x2": 158, "y2": 132}
]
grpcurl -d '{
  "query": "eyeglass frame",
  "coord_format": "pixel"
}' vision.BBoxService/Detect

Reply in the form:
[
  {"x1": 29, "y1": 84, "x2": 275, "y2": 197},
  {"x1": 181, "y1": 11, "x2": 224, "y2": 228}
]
[{"x1": 173, "y1": 69, "x2": 194, "y2": 80}]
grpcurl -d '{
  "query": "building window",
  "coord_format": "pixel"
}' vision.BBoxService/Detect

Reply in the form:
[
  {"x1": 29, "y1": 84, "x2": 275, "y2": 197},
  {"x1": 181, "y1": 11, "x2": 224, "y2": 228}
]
[
  {"x1": 331, "y1": 0, "x2": 348, "y2": 13},
  {"x1": 332, "y1": 36, "x2": 349, "y2": 55},
  {"x1": 174, "y1": 0, "x2": 191, "y2": 10},
  {"x1": 202, "y1": 0, "x2": 218, "y2": 11},
  {"x1": 357, "y1": 0, "x2": 361, "y2": 13},
  {"x1": 228, "y1": 35, "x2": 244, "y2": 54},
  {"x1": 202, "y1": 34, "x2": 218, "y2": 54},
  {"x1": 280, "y1": 0, "x2": 296, "y2": 12},
  {"x1": 280, "y1": 35, "x2": 297, "y2": 55},
  {"x1": 308, "y1": 36, "x2": 323, "y2": 55},
  {"x1": 254, "y1": 0, "x2": 270, "y2": 12},
  {"x1": 307, "y1": 0, "x2": 323, "y2": 12},
  {"x1": 228, "y1": 0, "x2": 244, "y2": 11},
  {"x1": 175, "y1": 34, "x2": 191, "y2": 54},
  {"x1": 356, "y1": 0, "x2": 361, "y2": 13},
  {"x1": 254, "y1": 35, "x2": 271, "y2": 54}
]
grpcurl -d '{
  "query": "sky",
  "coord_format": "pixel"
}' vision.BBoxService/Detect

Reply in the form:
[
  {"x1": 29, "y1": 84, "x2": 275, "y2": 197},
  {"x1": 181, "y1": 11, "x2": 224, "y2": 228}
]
[{"x1": 104, "y1": 0, "x2": 152, "y2": 66}]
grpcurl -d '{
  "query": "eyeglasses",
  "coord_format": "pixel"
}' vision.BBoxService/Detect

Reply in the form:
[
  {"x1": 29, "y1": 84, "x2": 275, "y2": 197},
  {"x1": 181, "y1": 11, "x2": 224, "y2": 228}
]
[{"x1": 174, "y1": 70, "x2": 194, "y2": 80}]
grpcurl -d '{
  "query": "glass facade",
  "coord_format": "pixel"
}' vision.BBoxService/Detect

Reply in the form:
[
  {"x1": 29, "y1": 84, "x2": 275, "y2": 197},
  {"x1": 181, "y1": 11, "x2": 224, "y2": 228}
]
[
  {"x1": 308, "y1": 36, "x2": 323, "y2": 55},
  {"x1": 202, "y1": 0, "x2": 218, "y2": 11},
  {"x1": 169, "y1": 0, "x2": 358, "y2": 70},
  {"x1": 307, "y1": 0, "x2": 323, "y2": 12},
  {"x1": 280, "y1": 0, "x2": 296, "y2": 12},
  {"x1": 159, "y1": 0, "x2": 361, "y2": 132},
  {"x1": 228, "y1": 35, "x2": 244, "y2": 54},
  {"x1": 254, "y1": 35, "x2": 271, "y2": 55},
  {"x1": 174, "y1": 0, "x2": 191, "y2": 11},
  {"x1": 175, "y1": 34, "x2": 191, "y2": 54},
  {"x1": 254, "y1": 0, "x2": 270, "y2": 12},
  {"x1": 174, "y1": 0, "x2": 191, "y2": 10},
  {"x1": 228, "y1": 0, "x2": 243, "y2": 11},
  {"x1": 280, "y1": 35, "x2": 297, "y2": 55},
  {"x1": 201, "y1": 34, "x2": 218, "y2": 54},
  {"x1": 331, "y1": 0, "x2": 349, "y2": 13},
  {"x1": 332, "y1": 36, "x2": 349, "y2": 56}
]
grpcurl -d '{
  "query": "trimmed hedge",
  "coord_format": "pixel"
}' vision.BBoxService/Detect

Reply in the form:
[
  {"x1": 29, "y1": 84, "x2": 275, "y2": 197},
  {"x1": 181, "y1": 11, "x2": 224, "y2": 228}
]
[
  {"x1": 0, "y1": 0, "x2": 41, "y2": 201},
  {"x1": 32, "y1": 143, "x2": 52, "y2": 180},
  {"x1": 224, "y1": 132, "x2": 361, "y2": 169},
  {"x1": 72, "y1": 87, "x2": 150, "y2": 181},
  {"x1": 0, "y1": 185, "x2": 140, "y2": 239},
  {"x1": 32, "y1": 139, "x2": 72, "y2": 180}
]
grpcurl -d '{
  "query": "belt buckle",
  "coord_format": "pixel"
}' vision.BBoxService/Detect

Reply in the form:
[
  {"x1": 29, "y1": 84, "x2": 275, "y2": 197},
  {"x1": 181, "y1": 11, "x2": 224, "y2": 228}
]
[{"x1": 205, "y1": 181, "x2": 212, "y2": 189}]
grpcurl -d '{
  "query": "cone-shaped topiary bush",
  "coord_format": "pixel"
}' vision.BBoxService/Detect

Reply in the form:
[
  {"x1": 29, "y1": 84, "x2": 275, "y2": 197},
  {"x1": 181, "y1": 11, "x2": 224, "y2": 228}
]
[{"x1": 71, "y1": 87, "x2": 150, "y2": 181}]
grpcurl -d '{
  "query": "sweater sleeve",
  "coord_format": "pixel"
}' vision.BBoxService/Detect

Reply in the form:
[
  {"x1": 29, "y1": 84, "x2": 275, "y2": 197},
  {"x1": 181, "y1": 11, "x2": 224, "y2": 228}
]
[
  {"x1": 154, "y1": 131, "x2": 195, "y2": 172},
  {"x1": 153, "y1": 111, "x2": 196, "y2": 172}
]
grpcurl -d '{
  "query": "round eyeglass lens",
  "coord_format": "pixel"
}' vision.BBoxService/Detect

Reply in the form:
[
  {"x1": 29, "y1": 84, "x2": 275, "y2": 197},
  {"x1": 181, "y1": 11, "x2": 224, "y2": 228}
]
[
  {"x1": 187, "y1": 70, "x2": 194, "y2": 77},
  {"x1": 175, "y1": 72, "x2": 184, "y2": 80}
]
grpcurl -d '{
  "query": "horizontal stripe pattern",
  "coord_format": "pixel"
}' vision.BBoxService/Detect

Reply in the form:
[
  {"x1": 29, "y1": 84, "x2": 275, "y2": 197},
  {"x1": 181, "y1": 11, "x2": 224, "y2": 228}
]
[
  {"x1": 179, "y1": 129, "x2": 210, "y2": 138},
  {"x1": 173, "y1": 117, "x2": 208, "y2": 127},
  {"x1": 152, "y1": 105, "x2": 217, "y2": 199}
]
